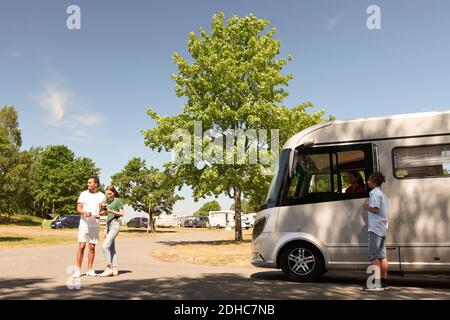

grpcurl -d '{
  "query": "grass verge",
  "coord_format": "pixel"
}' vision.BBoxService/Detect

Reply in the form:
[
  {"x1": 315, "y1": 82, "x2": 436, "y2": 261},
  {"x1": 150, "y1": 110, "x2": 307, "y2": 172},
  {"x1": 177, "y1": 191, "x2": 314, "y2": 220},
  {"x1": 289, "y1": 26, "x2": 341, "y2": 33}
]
[
  {"x1": 0, "y1": 232, "x2": 74, "y2": 248},
  {"x1": 152, "y1": 230, "x2": 254, "y2": 268},
  {"x1": 0, "y1": 214, "x2": 43, "y2": 226}
]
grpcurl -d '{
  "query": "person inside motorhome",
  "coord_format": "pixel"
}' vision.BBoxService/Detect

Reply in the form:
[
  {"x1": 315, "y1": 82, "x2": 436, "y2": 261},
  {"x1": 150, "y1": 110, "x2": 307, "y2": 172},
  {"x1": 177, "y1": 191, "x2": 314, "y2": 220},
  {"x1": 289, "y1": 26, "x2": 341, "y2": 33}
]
[{"x1": 345, "y1": 171, "x2": 366, "y2": 193}]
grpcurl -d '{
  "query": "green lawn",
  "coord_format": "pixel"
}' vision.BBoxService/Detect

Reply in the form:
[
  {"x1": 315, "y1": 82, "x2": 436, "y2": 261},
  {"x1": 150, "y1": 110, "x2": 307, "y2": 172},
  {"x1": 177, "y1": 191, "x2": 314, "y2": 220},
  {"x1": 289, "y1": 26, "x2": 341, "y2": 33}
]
[
  {"x1": 0, "y1": 232, "x2": 74, "y2": 248},
  {"x1": 0, "y1": 214, "x2": 44, "y2": 226}
]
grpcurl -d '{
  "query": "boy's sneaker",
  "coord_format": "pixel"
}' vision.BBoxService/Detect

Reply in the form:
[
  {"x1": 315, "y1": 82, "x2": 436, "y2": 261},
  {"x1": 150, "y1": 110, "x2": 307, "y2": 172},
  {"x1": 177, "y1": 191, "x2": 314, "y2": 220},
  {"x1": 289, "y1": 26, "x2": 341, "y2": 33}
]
[
  {"x1": 72, "y1": 270, "x2": 81, "y2": 278},
  {"x1": 381, "y1": 279, "x2": 389, "y2": 290},
  {"x1": 86, "y1": 269, "x2": 97, "y2": 277},
  {"x1": 362, "y1": 284, "x2": 384, "y2": 291},
  {"x1": 112, "y1": 267, "x2": 119, "y2": 276}
]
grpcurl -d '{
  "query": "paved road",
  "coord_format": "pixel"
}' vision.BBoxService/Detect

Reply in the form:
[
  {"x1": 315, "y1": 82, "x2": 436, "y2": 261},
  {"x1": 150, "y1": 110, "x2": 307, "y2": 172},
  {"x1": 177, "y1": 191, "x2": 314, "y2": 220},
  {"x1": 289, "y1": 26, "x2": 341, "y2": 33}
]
[{"x1": 1, "y1": 230, "x2": 450, "y2": 300}]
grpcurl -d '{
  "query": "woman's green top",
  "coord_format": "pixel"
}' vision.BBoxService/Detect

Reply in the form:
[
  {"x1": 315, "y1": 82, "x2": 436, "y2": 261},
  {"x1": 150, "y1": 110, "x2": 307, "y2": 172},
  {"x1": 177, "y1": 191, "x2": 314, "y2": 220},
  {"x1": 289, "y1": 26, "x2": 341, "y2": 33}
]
[{"x1": 107, "y1": 198, "x2": 124, "y2": 222}]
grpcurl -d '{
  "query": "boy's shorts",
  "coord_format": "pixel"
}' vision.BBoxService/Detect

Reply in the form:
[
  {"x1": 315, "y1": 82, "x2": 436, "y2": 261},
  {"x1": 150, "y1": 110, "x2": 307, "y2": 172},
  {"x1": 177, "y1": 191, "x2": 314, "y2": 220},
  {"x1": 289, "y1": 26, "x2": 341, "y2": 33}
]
[
  {"x1": 78, "y1": 227, "x2": 99, "y2": 244},
  {"x1": 368, "y1": 231, "x2": 386, "y2": 260}
]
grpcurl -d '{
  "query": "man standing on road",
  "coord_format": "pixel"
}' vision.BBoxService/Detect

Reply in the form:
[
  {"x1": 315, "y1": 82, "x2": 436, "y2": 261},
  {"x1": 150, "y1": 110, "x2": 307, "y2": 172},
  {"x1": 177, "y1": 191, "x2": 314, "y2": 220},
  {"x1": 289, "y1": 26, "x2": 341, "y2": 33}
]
[{"x1": 72, "y1": 176, "x2": 106, "y2": 278}]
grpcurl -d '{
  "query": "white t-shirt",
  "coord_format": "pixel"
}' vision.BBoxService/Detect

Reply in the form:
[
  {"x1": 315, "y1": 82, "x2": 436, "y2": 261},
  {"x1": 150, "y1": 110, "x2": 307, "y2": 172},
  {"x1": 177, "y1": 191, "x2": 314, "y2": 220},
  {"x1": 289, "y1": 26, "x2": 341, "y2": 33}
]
[{"x1": 77, "y1": 190, "x2": 106, "y2": 231}]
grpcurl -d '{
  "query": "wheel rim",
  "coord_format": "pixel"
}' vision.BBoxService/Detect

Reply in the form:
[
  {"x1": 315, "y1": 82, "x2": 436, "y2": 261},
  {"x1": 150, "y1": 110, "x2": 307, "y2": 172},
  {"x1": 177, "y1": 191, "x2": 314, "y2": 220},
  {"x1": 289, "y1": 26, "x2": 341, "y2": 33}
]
[{"x1": 287, "y1": 247, "x2": 316, "y2": 276}]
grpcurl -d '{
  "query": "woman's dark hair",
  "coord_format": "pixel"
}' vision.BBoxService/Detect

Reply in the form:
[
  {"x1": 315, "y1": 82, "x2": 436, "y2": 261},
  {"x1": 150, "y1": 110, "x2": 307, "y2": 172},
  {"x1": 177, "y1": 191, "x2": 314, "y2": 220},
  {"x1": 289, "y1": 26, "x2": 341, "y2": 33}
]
[
  {"x1": 88, "y1": 176, "x2": 100, "y2": 186},
  {"x1": 369, "y1": 172, "x2": 386, "y2": 186},
  {"x1": 348, "y1": 171, "x2": 365, "y2": 187},
  {"x1": 106, "y1": 185, "x2": 119, "y2": 198}
]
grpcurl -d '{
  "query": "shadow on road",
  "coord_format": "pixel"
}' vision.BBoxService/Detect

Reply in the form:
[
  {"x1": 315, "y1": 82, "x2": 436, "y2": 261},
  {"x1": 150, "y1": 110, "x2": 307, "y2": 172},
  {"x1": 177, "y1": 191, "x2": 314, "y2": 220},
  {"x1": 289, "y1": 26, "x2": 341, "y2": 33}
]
[
  {"x1": 251, "y1": 270, "x2": 450, "y2": 290},
  {"x1": 92, "y1": 270, "x2": 133, "y2": 276},
  {"x1": 2, "y1": 272, "x2": 450, "y2": 300}
]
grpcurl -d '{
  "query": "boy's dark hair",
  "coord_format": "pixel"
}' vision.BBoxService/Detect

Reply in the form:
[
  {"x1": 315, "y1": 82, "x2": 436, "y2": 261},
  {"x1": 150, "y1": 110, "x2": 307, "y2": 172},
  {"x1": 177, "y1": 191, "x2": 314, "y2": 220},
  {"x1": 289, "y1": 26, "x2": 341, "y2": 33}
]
[
  {"x1": 88, "y1": 176, "x2": 100, "y2": 186},
  {"x1": 369, "y1": 172, "x2": 386, "y2": 186}
]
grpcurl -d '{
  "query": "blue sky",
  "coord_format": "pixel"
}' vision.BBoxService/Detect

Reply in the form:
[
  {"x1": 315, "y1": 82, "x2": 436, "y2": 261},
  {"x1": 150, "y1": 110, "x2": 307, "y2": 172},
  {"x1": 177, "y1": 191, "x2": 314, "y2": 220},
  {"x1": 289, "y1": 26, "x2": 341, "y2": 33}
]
[{"x1": 1, "y1": 0, "x2": 450, "y2": 215}]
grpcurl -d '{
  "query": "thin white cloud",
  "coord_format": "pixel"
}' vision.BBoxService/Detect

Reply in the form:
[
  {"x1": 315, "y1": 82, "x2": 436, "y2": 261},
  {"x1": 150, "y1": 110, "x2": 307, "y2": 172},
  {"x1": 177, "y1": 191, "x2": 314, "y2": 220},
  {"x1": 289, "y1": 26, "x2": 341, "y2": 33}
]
[
  {"x1": 71, "y1": 114, "x2": 103, "y2": 126},
  {"x1": 34, "y1": 82, "x2": 104, "y2": 139},
  {"x1": 35, "y1": 83, "x2": 69, "y2": 125}
]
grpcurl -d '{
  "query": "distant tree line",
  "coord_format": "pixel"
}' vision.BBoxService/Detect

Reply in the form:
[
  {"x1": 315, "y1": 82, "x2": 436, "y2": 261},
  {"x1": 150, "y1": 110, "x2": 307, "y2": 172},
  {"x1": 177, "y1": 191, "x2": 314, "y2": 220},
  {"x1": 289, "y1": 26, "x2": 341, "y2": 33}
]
[
  {"x1": 0, "y1": 105, "x2": 183, "y2": 231},
  {"x1": 0, "y1": 106, "x2": 99, "y2": 217}
]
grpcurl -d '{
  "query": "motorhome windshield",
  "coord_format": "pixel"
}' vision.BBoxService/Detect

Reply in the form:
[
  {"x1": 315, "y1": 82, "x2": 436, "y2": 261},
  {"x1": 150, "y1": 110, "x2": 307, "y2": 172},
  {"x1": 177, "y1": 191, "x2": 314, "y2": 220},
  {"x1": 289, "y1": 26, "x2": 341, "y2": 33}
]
[{"x1": 265, "y1": 149, "x2": 290, "y2": 205}]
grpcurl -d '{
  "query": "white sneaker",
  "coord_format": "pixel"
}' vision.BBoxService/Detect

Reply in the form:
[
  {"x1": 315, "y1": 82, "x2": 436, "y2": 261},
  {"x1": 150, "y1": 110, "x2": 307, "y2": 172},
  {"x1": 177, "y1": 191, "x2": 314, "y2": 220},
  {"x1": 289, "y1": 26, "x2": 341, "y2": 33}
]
[
  {"x1": 99, "y1": 268, "x2": 113, "y2": 277},
  {"x1": 112, "y1": 267, "x2": 119, "y2": 276},
  {"x1": 72, "y1": 270, "x2": 81, "y2": 278},
  {"x1": 86, "y1": 269, "x2": 97, "y2": 277}
]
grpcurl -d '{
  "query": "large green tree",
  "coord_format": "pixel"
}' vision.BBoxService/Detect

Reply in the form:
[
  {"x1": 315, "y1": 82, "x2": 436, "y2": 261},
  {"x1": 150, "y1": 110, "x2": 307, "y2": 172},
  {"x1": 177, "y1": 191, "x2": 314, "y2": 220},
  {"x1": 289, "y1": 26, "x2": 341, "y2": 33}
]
[
  {"x1": 0, "y1": 105, "x2": 22, "y2": 148},
  {"x1": 31, "y1": 145, "x2": 100, "y2": 216},
  {"x1": 195, "y1": 200, "x2": 221, "y2": 217},
  {"x1": 0, "y1": 106, "x2": 34, "y2": 216},
  {"x1": 111, "y1": 158, "x2": 183, "y2": 232},
  {"x1": 143, "y1": 13, "x2": 328, "y2": 241}
]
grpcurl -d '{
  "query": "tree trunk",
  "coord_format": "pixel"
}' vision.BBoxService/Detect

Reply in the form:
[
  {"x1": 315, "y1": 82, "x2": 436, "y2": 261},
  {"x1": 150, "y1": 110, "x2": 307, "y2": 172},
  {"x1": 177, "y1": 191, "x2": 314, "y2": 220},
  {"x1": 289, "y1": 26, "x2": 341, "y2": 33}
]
[
  {"x1": 233, "y1": 186, "x2": 243, "y2": 242},
  {"x1": 147, "y1": 202, "x2": 157, "y2": 234},
  {"x1": 149, "y1": 210, "x2": 156, "y2": 232},
  {"x1": 147, "y1": 203, "x2": 151, "y2": 234}
]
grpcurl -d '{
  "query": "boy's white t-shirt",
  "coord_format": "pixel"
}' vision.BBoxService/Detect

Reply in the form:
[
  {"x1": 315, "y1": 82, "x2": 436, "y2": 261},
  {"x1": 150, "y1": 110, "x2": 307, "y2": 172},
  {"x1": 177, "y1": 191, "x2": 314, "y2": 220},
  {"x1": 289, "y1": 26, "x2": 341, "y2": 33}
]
[
  {"x1": 77, "y1": 190, "x2": 106, "y2": 231},
  {"x1": 368, "y1": 187, "x2": 389, "y2": 237}
]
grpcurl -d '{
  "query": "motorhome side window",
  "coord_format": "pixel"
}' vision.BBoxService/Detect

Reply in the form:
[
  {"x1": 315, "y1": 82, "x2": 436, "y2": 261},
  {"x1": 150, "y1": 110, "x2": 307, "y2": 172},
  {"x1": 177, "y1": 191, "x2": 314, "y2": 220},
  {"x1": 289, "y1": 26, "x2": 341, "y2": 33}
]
[
  {"x1": 393, "y1": 144, "x2": 450, "y2": 178},
  {"x1": 285, "y1": 144, "x2": 374, "y2": 205}
]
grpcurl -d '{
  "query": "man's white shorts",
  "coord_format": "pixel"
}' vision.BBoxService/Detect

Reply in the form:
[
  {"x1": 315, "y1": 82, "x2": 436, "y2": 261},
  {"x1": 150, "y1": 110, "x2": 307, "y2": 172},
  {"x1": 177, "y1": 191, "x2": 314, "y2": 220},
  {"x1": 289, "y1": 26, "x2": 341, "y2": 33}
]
[{"x1": 78, "y1": 227, "x2": 99, "y2": 244}]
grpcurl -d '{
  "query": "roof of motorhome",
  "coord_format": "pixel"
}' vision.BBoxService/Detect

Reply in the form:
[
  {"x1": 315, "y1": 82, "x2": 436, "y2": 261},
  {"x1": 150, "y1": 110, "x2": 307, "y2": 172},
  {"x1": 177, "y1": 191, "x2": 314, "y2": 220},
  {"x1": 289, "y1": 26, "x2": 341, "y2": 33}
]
[{"x1": 283, "y1": 110, "x2": 450, "y2": 149}]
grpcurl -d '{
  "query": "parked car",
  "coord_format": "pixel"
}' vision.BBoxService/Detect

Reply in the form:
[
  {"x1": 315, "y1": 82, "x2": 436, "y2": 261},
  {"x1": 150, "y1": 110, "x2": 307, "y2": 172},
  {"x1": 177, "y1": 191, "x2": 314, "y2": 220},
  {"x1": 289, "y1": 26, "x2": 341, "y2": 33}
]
[
  {"x1": 183, "y1": 217, "x2": 196, "y2": 227},
  {"x1": 127, "y1": 217, "x2": 148, "y2": 228},
  {"x1": 51, "y1": 215, "x2": 80, "y2": 229},
  {"x1": 177, "y1": 216, "x2": 189, "y2": 227},
  {"x1": 194, "y1": 216, "x2": 210, "y2": 228}
]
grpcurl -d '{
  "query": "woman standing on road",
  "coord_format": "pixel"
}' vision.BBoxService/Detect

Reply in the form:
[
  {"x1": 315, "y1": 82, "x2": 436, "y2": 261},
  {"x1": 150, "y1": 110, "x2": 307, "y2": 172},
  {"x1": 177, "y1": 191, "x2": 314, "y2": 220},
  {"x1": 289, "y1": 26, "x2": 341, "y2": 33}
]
[{"x1": 99, "y1": 186, "x2": 124, "y2": 277}]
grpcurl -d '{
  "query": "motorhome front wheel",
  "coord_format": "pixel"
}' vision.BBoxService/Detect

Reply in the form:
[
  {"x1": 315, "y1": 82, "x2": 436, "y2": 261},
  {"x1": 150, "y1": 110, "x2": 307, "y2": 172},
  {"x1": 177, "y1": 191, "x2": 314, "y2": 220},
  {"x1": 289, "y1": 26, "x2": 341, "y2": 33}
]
[{"x1": 280, "y1": 242, "x2": 325, "y2": 282}]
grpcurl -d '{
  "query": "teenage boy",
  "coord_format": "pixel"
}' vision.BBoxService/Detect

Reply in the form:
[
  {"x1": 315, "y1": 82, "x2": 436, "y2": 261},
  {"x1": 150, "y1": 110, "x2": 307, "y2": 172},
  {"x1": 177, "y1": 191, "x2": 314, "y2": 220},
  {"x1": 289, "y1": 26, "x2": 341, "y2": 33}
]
[{"x1": 363, "y1": 171, "x2": 389, "y2": 291}]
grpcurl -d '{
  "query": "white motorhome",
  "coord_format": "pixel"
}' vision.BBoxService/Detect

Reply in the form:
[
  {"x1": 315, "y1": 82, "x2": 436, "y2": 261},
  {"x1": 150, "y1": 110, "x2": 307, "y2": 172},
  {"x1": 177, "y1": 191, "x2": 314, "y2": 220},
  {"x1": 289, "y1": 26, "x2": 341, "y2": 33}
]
[
  {"x1": 252, "y1": 111, "x2": 450, "y2": 282},
  {"x1": 209, "y1": 211, "x2": 235, "y2": 228}
]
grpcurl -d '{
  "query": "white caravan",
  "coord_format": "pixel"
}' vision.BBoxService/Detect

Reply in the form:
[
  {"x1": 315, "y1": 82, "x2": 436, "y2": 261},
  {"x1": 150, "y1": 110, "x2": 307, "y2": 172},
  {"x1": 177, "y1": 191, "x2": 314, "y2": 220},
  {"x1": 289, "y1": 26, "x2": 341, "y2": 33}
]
[{"x1": 209, "y1": 211, "x2": 235, "y2": 228}]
